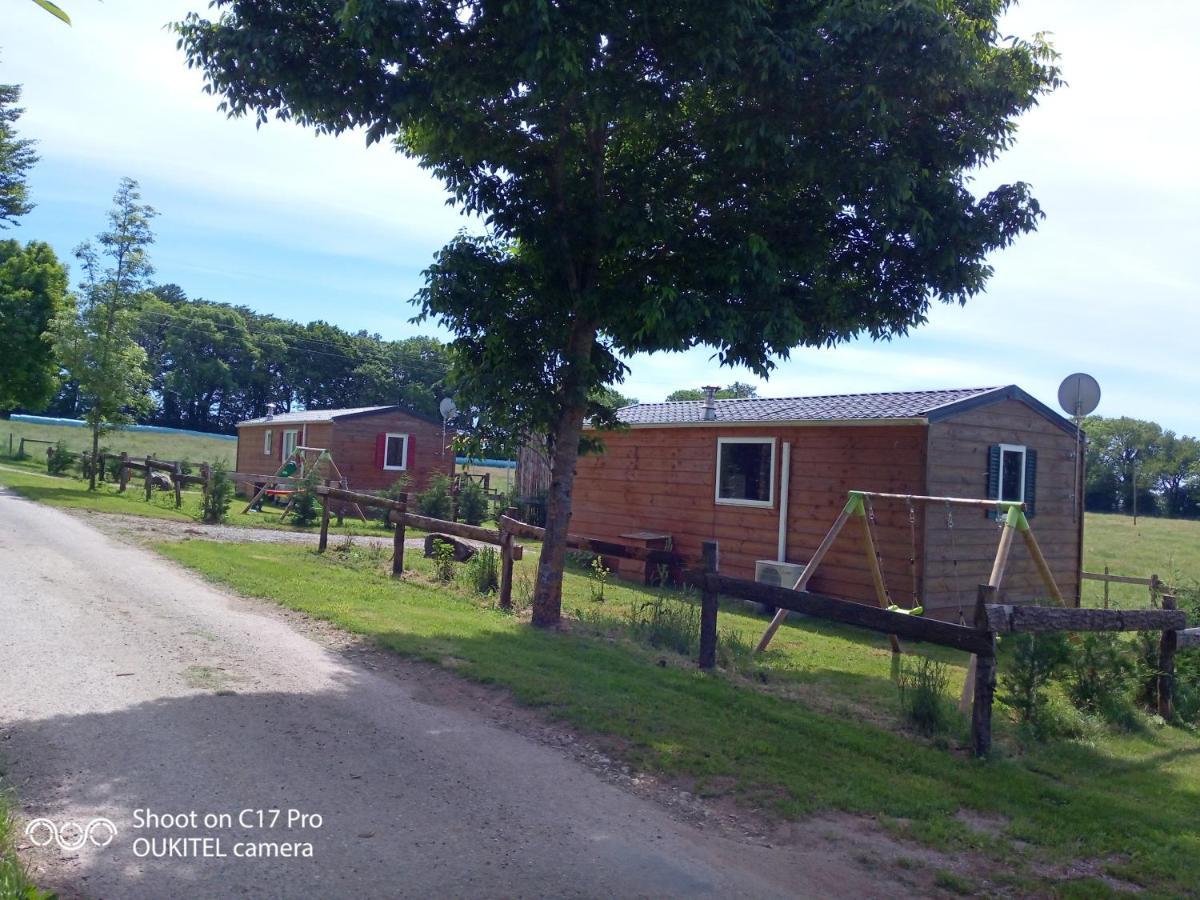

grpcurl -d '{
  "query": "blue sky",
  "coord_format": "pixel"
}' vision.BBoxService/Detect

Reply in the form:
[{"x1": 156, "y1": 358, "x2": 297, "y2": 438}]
[{"x1": 5, "y1": 1, "x2": 1198, "y2": 433}]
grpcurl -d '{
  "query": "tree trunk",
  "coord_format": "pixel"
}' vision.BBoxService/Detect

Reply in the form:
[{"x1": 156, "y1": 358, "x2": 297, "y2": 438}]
[{"x1": 89, "y1": 425, "x2": 100, "y2": 491}]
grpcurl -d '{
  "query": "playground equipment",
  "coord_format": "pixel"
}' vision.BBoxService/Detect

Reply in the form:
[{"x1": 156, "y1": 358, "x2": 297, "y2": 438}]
[
  {"x1": 754, "y1": 491, "x2": 1065, "y2": 655},
  {"x1": 241, "y1": 446, "x2": 367, "y2": 521}
]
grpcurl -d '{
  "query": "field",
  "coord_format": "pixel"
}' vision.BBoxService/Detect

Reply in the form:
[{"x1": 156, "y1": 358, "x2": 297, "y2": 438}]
[
  {"x1": 1082, "y1": 513, "x2": 1200, "y2": 606},
  {"x1": 1, "y1": 418, "x2": 236, "y2": 468}
]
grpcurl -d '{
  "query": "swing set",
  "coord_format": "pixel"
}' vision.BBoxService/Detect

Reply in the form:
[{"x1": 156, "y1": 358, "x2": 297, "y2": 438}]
[
  {"x1": 755, "y1": 490, "x2": 1065, "y2": 654},
  {"x1": 242, "y1": 446, "x2": 368, "y2": 522}
]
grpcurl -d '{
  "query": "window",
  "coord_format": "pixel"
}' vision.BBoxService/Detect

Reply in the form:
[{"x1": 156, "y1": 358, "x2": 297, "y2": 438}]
[
  {"x1": 997, "y1": 443, "x2": 1026, "y2": 502},
  {"x1": 383, "y1": 433, "x2": 409, "y2": 471},
  {"x1": 715, "y1": 437, "x2": 775, "y2": 507},
  {"x1": 282, "y1": 429, "x2": 299, "y2": 459},
  {"x1": 263, "y1": 429, "x2": 273, "y2": 456}
]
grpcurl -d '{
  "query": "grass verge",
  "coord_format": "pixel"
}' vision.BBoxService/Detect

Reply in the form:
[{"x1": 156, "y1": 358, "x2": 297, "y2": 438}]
[
  {"x1": 160, "y1": 538, "x2": 1200, "y2": 896},
  {"x1": 0, "y1": 787, "x2": 45, "y2": 899}
]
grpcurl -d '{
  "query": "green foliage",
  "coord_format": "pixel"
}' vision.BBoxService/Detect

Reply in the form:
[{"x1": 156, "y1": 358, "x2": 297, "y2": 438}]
[
  {"x1": 416, "y1": 473, "x2": 453, "y2": 521},
  {"x1": 431, "y1": 540, "x2": 455, "y2": 584},
  {"x1": 465, "y1": 546, "x2": 499, "y2": 595},
  {"x1": 897, "y1": 657, "x2": 952, "y2": 737},
  {"x1": 29, "y1": 0, "x2": 72, "y2": 25},
  {"x1": 201, "y1": 459, "x2": 234, "y2": 524},
  {"x1": 665, "y1": 383, "x2": 758, "y2": 402},
  {"x1": 998, "y1": 632, "x2": 1072, "y2": 739},
  {"x1": 45, "y1": 439, "x2": 74, "y2": 475},
  {"x1": 588, "y1": 554, "x2": 610, "y2": 603},
  {"x1": 1083, "y1": 415, "x2": 1200, "y2": 518},
  {"x1": 178, "y1": 0, "x2": 1062, "y2": 625},
  {"x1": 623, "y1": 593, "x2": 700, "y2": 657},
  {"x1": 289, "y1": 467, "x2": 322, "y2": 526},
  {"x1": 1064, "y1": 632, "x2": 1140, "y2": 729},
  {"x1": 0, "y1": 240, "x2": 71, "y2": 412},
  {"x1": 458, "y1": 478, "x2": 487, "y2": 526},
  {"x1": 0, "y1": 79, "x2": 37, "y2": 227}
]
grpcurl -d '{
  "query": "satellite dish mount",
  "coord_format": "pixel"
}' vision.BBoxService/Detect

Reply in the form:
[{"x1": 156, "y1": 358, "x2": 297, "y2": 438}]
[{"x1": 1057, "y1": 373, "x2": 1101, "y2": 525}]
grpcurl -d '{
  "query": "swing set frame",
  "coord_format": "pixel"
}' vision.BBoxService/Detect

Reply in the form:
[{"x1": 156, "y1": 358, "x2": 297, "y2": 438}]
[
  {"x1": 754, "y1": 490, "x2": 1065, "y2": 654},
  {"x1": 241, "y1": 445, "x2": 369, "y2": 522}
]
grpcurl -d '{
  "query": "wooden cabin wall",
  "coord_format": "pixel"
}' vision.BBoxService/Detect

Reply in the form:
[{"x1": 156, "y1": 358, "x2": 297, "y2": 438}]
[
  {"x1": 924, "y1": 399, "x2": 1081, "y2": 619},
  {"x1": 570, "y1": 424, "x2": 929, "y2": 606},
  {"x1": 330, "y1": 412, "x2": 452, "y2": 493}
]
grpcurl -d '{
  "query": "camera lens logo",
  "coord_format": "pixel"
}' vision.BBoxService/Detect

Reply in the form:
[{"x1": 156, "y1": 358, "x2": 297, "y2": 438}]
[{"x1": 25, "y1": 818, "x2": 118, "y2": 851}]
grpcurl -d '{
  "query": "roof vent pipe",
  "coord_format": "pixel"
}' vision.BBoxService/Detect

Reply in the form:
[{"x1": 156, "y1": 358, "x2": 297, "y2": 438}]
[
  {"x1": 701, "y1": 385, "x2": 719, "y2": 421},
  {"x1": 265, "y1": 402, "x2": 276, "y2": 420}
]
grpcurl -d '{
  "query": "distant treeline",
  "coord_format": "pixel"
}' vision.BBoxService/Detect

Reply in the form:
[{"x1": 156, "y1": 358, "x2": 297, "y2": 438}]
[
  {"x1": 40, "y1": 284, "x2": 451, "y2": 434},
  {"x1": 1084, "y1": 415, "x2": 1199, "y2": 518}
]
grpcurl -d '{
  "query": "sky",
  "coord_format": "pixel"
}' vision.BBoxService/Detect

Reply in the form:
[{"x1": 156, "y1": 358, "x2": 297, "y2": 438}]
[{"x1": 4, "y1": 1, "x2": 1198, "y2": 433}]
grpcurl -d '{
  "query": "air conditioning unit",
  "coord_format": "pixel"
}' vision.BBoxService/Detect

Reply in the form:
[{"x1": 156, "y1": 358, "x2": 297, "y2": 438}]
[{"x1": 755, "y1": 560, "x2": 807, "y2": 589}]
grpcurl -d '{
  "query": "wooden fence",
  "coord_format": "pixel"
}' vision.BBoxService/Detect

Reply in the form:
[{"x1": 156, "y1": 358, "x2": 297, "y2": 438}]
[
  {"x1": 114, "y1": 453, "x2": 211, "y2": 509},
  {"x1": 1081, "y1": 568, "x2": 1175, "y2": 608},
  {"x1": 689, "y1": 539, "x2": 1190, "y2": 757}
]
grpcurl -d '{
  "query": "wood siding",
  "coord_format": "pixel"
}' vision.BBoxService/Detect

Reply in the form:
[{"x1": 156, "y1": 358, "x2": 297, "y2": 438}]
[
  {"x1": 571, "y1": 424, "x2": 929, "y2": 606},
  {"x1": 924, "y1": 400, "x2": 1081, "y2": 618},
  {"x1": 234, "y1": 411, "x2": 452, "y2": 496}
]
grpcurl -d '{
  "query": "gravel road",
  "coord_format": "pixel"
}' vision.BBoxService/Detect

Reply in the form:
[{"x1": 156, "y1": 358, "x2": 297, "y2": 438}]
[{"x1": 0, "y1": 487, "x2": 912, "y2": 898}]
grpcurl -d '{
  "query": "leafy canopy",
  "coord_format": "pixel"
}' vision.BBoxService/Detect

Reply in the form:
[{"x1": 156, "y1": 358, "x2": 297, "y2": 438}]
[
  {"x1": 0, "y1": 79, "x2": 38, "y2": 227},
  {"x1": 0, "y1": 240, "x2": 70, "y2": 412}
]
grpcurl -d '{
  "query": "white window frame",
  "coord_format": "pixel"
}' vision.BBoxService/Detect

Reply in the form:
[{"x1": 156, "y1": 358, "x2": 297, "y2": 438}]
[
  {"x1": 282, "y1": 429, "x2": 299, "y2": 460},
  {"x1": 997, "y1": 443, "x2": 1027, "y2": 503},
  {"x1": 714, "y1": 436, "x2": 776, "y2": 508},
  {"x1": 383, "y1": 432, "x2": 409, "y2": 471},
  {"x1": 263, "y1": 429, "x2": 273, "y2": 456}
]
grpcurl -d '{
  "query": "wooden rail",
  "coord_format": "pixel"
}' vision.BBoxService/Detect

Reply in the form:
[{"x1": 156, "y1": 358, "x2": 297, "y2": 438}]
[
  {"x1": 1080, "y1": 569, "x2": 1173, "y2": 609},
  {"x1": 982, "y1": 604, "x2": 1187, "y2": 634},
  {"x1": 497, "y1": 515, "x2": 686, "y2": 565}
]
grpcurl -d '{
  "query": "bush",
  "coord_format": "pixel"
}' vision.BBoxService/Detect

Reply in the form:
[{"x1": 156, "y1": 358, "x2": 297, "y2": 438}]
[
  {"x1": 459, "y1": 479, "x2": 488, "y2": 526},
  {"x1": 202, "y1": 460, "x2": 234, "y2": 524},
  {"x1": 178, "y1": 458, "x2": 194, "y2": 476},
  {"x1": 289, "y1": 468, "x2": 323, "y2": 526},
  {"x1": 431, "y1": 540, "x2": 456, "y2": 583},
  {"x1": 46, "y1": 440, "x2": 75, "y2": 476},
  {"x1": 998, "y1": 632, "x2": 1072, "y2": 738},
  {"x1": 1065, "y1": 632, "x2": 1140, "y2": 728},
  {"x1": 105, "y1": 453, "x2": 124, "y2": 481},
  {"x1": 465, "y1": 546, "x2": 499, "y2": 594},
  {"x1": 588, "y1": 555, "x2": 611, "y2": 602},
  {"x1": 898, "y1": 657, "x2": 951, "y2": 736},
  {"x1": 417, "y1": 473, "x2": 453, "y2": 521}
]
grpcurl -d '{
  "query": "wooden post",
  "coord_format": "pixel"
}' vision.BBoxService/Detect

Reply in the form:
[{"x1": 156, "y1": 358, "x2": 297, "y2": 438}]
[
  {"x1": 971, "y1": 586, "x2": 998, "y2": 758},
  {"x1": 392, "y1": 499, "x2": 407, "y2": 577},
  {"x1": 1018, "y1": 522, "x2": 1065, "y2": 606},
  {"x1": 1159, "y1": 594, "x2": 1177, "y2": 720},
  {"x1": 18, "y1": 437, "x2": 25, "y2": 457},
  {"x1": 144, "y1": 454, "x2": 153, "y2": 502},
  {"x1": 318, "y1": 497, "x2": 332, "y2": 553},
  {"x1": 859, "y1": 513, "x2": 901, "y2": 654},
  {"x1": 173, "y1": 462, "x2": 183, "y2": 509},
  {"x1": 119, "y1": 452, "x2": 129, "y2": 492},
  {"x1": 97, "y1": 452, "x2": 106, "y2": 483},
  {"x1": 1150, "y1": 574, "x2": 1162, "y2": 609},
  {"x1": 337, "y1": 479, "x2": 346, "y2": 526},
  {"x1": 698, "y1": 540, "x2": 719, "y2": 670},
  {"x1": 498, "y1": 506, "x2": 517, "y2": 610},
  {"x1": 200, "y1": 462, "x2": 211, "y2": 507},
  {"x1": 1103, "y1": 565, "x2": 1110, "y2": 609}
]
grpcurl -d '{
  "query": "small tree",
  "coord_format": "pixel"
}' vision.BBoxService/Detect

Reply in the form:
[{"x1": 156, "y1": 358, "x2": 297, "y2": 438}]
[
  {"x1": 290, "y1": 467, "x2": 322, "y2": 526},
  {"x1": 458, "y1": 479, "x2": 487, "y2": 527},
  {"x1": 49, "y1": 178, "x2": 153, "y2": 490},
  {"x1": 416, "y1": 474, "x2": 453, "y2": 521},
  {"x1": 201, "y1": 459, "x2": 234, "y2": 523},
  {"x1": 0, "y1": 77, "x2": 37, "y2": 227},
  {"x1": 0, "y1": 240, "x2": 71, "y2": 412}
]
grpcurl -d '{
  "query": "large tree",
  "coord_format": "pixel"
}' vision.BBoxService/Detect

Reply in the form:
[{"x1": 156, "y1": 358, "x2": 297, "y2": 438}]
[
  {"x1": 0, "y1": 78, "x2": 38, "y2": 227},
  {"x1": 0, "y1": 240, "x2": 70, "y2": 412},
  {"x1": 50, "y1": 178, "x2": 154, "y2": 489},
  {"x1": 179, "y1": 0, "x2": 1060, "y2": 625}
]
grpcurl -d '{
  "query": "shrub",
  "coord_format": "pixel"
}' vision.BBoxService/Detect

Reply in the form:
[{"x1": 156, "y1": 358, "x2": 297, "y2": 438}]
[
  {"x1": 588, "y1": 555, "x2": 611, "y2": 602},
  {"x1": 431, "y1": 539, "x2": 456, "y2": 583},
  {"x1": 459, "y1": 479, "x2": 488, "y2": 526},
  {"x1": 105, "y1": 453, "x2": 124, "y2": 481},
  {"x1": 998, "y1": 632, "x2": 1071, "y2": 738},
  {"x1": 1065, "y1": 632, "x2": 1140, "y2": 728},
  {"x1": 289, "y1": 468, "x2": 323, "y2": 526},
  {"x1": 898, "y1": 657, "x2": 952, "y2": 736},
  {"x1": 417, "y1": 473, "x2": 453, "y2": 521},
  {"x1": 46, "y1": 440, "x2": 75, "y2": 476},
  {"x1": 201, "y1": 460, "x2": 234, "y2": 524},
  {"x1": 466, "y1": 546, "x2": 499, "y2": 594},
  {"x1": 178, "y1": 458, "x2": 194, "y2": 476}
]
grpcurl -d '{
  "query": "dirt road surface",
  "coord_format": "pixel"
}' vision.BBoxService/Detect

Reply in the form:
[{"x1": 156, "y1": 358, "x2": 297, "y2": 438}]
[{"x1": 0, "y1": 487, "x2": 905, "y2": 898}]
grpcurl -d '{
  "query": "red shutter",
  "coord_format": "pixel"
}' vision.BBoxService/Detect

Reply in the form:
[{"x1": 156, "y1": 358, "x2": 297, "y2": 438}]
[
  {"x1": 405, "y1": 435, "x2": 413, "y2": 469},
  {"x1": 375, "y1": 433, "x2": 387, "y2": 468}
]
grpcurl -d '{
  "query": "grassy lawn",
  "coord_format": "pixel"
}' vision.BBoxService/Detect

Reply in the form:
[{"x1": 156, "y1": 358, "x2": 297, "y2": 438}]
[
  {"x1": 1, "y1": 418, "x2": 236, "y2": 468},
  {"x1": 159, "y1": 537, "x2": 1200, "y2": 897},
  {"x1": 0, "y1": 785, "x2": 44, "y2": 899},
  {"x1": 0, "y1": 466, "x2": 401, "y2": 538},
  {"x1": 1083, "y1": 513, "x2": 1200, "y2": 607}
]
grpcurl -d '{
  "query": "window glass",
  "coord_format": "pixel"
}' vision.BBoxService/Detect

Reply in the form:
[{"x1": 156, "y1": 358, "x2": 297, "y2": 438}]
[
  {"x1": 263, "y1": 430, "x2": 272, "y2": 455},
  {"x1": 385, "y1": 435, "x2": 407, "y2": 469},
  {"x1": 1000, "y1": 447, "x2": 1025, "y2": 501},
  {"x1": 717, "y1": 440, "x2": 773, "y2": 504},
  {"x1": 283, "y1": 430, "x2": 298, "y2": 458}
]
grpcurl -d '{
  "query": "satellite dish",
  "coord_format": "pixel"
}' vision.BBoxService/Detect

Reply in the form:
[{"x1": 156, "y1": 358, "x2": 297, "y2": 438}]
[
  {"x1": 1057, "y1": 373, "x2": 1101, "y2": 418},
  {"x1": 439, "y1": 397, "x2": 457, "y2": 420}
]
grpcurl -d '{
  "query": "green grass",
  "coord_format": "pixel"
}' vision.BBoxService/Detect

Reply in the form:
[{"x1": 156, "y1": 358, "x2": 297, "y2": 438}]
[
  {"x1": 160, "y1": 538, "x2": 1200, "y2": 897},
  {"x1": 1083, "y1": 513, "x2": 1200, "y2": 607},
  {"x1": 0, "y1": 786, "x2": 45, "y2": 899},
  {"x1": 1, "y1": 418, "x2": 236, "y2": 468}
]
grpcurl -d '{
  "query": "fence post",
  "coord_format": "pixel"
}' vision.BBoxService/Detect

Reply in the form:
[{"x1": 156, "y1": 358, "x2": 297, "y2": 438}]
[
  {"x1": 1159, "y1": 593, "x2": 1177, "y2": 721},
  {"x1": 97, "y1": 452, "x2": 106, "y2": 483},
  {"x1": 18, "y1": 437, "x2": 25, "y2": 457},
  {"x1": 1103, "y1": 565, "x2": 1110, "y2": 609},
  {"x1": 318, "y1": 484, "x2": 332, "y2": 553},
  {"x1": 498, "y1": 506, "x2": 518, "y2": 610},
  {"x1": 200, "y1": 462, "x2": 211, "y2": 508},
  {"x1": 1150, "y1": 574, "x2": 1162, "y2": 608},
  {"x1": 173, "y1": 462, "x2": 183, "y2": 509},
  {"x1": 336, "y1": 478, "x2": 346, "y2": 526},
  {"x1": 119, "y1": 452, "x2": 129, "y2": 492},
  {"x1": 144, "y1": 454, "x2": 153, "y2": 502},
  {"x1": 392, "y1": 496, "x2": 407, "y2": 577},
  {"x1": 971, "y1": 584, "x2": 998, "y2": 758},
  {"x1": 7, "y1": 433, "x2": 11, "y2": 456},
  {"x1": 698, "y1": 540, "x2": 719, "y2": 670}
]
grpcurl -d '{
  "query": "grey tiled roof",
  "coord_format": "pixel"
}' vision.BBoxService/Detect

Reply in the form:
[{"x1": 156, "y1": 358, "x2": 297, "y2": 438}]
[
  {"x1": 616, "y1": 387, "x2": 1006, "y2": 425},
  {"x1": 237, "y1": 406, "x2": 395, "y2": 427}
]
